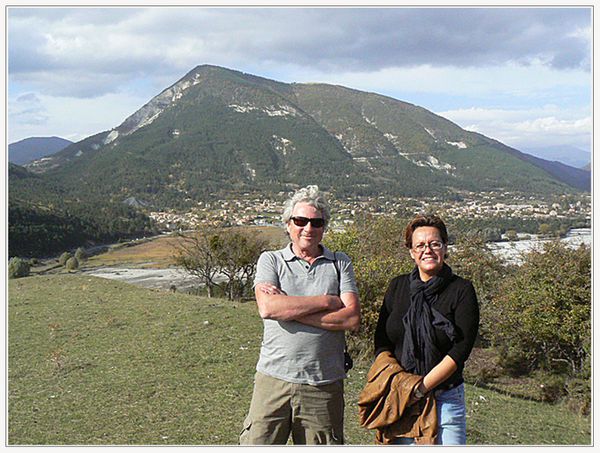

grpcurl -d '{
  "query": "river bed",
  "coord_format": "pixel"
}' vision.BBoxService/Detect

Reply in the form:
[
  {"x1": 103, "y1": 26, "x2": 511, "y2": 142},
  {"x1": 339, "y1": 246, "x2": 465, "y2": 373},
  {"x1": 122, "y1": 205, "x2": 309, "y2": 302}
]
[
  {"x1": 83, "y1": 267, "x2": 208, "y2": 292},
  {"x1": 486, "y1": 228, "x2": 591, "y2": 264}
]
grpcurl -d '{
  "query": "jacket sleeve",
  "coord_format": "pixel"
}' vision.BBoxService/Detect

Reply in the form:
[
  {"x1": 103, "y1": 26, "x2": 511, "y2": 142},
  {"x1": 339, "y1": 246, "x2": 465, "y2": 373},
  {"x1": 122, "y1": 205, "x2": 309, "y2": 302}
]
[
  {"x1": 373, "y1": 277, "x2": 398, "y2": 357},
  {"x1": 446, "y1": 280, "x2": 479, "y2": 370}
]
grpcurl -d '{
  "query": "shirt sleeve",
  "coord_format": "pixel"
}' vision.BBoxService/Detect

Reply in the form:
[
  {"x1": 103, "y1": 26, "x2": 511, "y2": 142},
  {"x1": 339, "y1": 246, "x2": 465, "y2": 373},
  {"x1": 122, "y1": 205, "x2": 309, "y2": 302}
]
[
  {"x1": 446, "y1": 280, "x2": 480, "y2": 369},
  {"x1": 337, "y1": 252, "x2": 358, "y2": 294},
  {"x1": 253, "y1": 251, "x2": 280, "y2": 288}
]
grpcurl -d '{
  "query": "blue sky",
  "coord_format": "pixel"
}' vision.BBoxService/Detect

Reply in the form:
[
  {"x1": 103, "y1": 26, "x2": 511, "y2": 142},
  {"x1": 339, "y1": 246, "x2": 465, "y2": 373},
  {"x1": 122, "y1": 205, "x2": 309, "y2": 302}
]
[{"x1": 6, "y1": 5, "x2": 592, "y2": 159}]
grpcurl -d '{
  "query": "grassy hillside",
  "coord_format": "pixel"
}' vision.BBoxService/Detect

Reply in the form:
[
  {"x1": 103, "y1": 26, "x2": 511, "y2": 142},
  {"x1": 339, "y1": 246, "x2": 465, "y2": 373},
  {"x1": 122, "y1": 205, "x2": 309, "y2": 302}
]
[{"x1": 8, "y1": 274, "x2": 591, "y2": 445}]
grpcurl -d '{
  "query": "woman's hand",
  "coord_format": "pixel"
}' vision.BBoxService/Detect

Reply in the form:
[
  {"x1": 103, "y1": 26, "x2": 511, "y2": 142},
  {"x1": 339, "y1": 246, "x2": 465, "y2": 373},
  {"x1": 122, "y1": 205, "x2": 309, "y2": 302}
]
[{"x1": 409, "y1": 382, "x2": 428, "y2": 406}]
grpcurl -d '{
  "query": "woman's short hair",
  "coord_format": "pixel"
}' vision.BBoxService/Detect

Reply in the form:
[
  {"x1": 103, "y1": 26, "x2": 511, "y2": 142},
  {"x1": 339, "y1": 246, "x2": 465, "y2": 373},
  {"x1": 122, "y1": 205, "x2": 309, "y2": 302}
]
[
  {"x1": 404, "y1": 214, "x2": 448, "y2": 249},
  {"x1": 282, "y1": 185, "x2": 331, "y2": 229}
]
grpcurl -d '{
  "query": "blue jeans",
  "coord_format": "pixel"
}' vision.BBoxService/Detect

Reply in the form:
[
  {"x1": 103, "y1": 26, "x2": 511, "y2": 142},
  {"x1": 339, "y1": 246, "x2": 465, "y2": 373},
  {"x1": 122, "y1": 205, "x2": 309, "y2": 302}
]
[{"x1": 392, "y1": 384, "x2": 467, "y2": 445}]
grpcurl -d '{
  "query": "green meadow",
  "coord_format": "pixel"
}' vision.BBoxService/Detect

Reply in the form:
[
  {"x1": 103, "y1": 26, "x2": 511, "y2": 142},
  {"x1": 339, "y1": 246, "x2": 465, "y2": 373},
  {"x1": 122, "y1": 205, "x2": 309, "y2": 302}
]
[{"x1": 8, "y1": 274, "x2": 591, "y2": 445}]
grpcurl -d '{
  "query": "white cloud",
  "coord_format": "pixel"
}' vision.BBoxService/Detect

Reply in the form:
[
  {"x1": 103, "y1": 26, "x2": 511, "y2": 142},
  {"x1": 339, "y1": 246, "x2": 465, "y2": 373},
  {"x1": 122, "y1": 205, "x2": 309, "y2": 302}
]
[
  {"x1": 312, "y1": 63, "x2": 589, "y2": 102},
  {"x1": 8, "y1": 7, "x2": 591, "y2": 97},
  {"x1": 440, "y1": 106, "x2": 591, "y2": 151}
]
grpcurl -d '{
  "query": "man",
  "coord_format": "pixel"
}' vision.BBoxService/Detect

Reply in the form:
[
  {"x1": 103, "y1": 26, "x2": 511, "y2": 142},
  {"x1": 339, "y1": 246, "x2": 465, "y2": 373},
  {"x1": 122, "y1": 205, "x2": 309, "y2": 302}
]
[{"x1": 239, "y1": 185, "x2": 360, "y2": 445}]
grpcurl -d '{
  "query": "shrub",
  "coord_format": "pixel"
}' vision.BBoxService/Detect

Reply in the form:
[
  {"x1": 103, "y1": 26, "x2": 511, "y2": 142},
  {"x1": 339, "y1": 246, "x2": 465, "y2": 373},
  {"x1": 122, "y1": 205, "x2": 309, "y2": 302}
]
[
  {"x1": 447, "y1": 234, "x2": 511, "y2": 345},
  {"x1": 8, "y1": 257, "x2": 30, "y2": 279},
  {"x1": 59, "y1": 252, "x2": 72, "y2": 266},
  {"x1": 535, "y1": 372, "x2": 567, "y2": 403},
  {"x1": 486, "y1": 241, "x2": 591, "y2": 377},
  {"x1": 74, "y1": 247, "x2": 87, "y2": 261},
  {"x1": 65, "y1": 256, "x2": 79, "y2": 270},
  {"x1": 565, "y1": 377, "x2": 591, "y2": 416}
]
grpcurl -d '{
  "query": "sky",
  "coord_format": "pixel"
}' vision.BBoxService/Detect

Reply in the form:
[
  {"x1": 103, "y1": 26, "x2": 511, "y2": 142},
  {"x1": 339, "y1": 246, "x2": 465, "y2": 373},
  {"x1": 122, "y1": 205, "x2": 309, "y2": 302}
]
[{"x1": 5, "y1": 4, "x2": 593, "y2": 160}]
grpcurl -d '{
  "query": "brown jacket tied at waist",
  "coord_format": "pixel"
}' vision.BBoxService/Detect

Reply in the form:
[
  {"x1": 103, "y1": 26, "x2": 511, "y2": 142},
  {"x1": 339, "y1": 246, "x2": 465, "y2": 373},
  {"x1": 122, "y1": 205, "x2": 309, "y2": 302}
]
[{"x1": 358, "y1": 351, "x2": 438, "y2": 444}]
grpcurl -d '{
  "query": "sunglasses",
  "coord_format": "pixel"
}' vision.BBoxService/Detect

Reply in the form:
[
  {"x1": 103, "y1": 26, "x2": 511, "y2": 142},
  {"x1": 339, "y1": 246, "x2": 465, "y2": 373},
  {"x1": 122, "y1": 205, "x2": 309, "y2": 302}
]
[{"x1": 290, "y1": 216, "x2": 325, "y2": 228}]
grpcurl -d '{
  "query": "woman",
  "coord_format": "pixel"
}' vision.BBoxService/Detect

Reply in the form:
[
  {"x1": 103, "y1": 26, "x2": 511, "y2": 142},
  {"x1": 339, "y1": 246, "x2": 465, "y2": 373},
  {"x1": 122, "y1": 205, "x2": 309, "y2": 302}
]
[{"x1": 373, "y1": 214, "x2": 479, "y2": 445}]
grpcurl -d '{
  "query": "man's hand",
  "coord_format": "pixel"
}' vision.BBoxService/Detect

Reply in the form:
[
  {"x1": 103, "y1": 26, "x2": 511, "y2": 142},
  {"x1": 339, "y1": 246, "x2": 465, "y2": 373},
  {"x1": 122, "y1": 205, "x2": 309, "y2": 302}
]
[
  {"x1": 259, "y1": 284, "x2": 287, "y2": 296},
  {"x1": 295, "y1": 292, "x2": 360, "y2": 331},
  {"x1": 255, "y1": 283, "x2": 344, "y2": 321}
]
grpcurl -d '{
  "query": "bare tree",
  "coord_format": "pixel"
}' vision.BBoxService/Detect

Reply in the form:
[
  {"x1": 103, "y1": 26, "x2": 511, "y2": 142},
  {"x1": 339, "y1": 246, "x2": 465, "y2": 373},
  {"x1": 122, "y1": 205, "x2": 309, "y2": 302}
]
[
  {"x1": 173, "y1": 229, "x2": 221, "y2": 297},
  {"x1": 174, "y1": 227, "x2": 269, "y2": 300},
  {"x1": 213, "y1": 230, "x2": 269, "y2": 300}
]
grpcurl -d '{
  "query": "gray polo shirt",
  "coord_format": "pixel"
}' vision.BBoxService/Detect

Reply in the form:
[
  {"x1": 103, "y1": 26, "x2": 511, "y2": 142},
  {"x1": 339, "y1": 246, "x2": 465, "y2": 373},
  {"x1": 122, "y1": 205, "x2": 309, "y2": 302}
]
[{"x1": 254, "y1": 243, "x2": 358, "y2": 385}]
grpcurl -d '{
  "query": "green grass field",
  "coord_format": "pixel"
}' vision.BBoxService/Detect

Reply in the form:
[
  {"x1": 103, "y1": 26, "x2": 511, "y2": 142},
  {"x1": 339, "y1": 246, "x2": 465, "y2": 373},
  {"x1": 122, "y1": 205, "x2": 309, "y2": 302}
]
[{"x1": 8, "y1": 274, "x2": 591, "y2": 445}]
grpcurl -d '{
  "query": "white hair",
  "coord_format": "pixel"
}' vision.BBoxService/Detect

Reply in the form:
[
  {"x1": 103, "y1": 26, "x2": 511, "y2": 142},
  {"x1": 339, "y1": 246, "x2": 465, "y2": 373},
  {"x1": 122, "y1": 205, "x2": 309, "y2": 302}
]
[{"x1": 282, "y1": 185, "x2": 331, "y2": 229}]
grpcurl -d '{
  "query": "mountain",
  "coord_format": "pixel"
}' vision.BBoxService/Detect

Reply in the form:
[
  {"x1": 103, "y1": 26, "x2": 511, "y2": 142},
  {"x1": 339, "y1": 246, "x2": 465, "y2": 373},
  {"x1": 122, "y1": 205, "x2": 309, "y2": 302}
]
[
  {"x1": 522, "y1": 145, "x2": 591, "y2": 169},
  {"x1": 18, "y1": 65, "x2": 589, "y2": 211},
  {"x1": 9, "y1": 136, "x2": 73, "y2": 165}
]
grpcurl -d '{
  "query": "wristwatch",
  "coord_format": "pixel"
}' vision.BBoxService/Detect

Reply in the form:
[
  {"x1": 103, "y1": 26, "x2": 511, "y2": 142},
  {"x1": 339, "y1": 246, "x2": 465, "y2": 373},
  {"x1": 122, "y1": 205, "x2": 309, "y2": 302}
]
[{"x1": 414, "y1": 384, "x2": 426, "y2": 400}]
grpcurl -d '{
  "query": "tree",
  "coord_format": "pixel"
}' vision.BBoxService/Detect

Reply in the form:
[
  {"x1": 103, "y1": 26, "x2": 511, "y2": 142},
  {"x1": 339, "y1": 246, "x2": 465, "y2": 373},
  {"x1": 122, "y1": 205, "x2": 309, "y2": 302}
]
[
  {"x1": 59, "y1": 252, "x2": 72, "y2": 266},
  {"x1": 174, "y1": 228, "x2": 269, "y2": 300},
  {"x1": 75, "y1": 247, "x2": 87, "y2": 261},
  {"x1": 212, "y1": 229, "x2": 270, "y2": 300},
  {"x1": 173, "y1": 229, "x2": 222, "y2": 298},
  {"x1": 66, "y1": 256, "x2": 79, "y2": 271},
  {"x1": 538, "y1": 223, "x2": 552, "y2": 236},
  {"x1": 505, "y1": 229, "x2": 518, "y2": 241}
]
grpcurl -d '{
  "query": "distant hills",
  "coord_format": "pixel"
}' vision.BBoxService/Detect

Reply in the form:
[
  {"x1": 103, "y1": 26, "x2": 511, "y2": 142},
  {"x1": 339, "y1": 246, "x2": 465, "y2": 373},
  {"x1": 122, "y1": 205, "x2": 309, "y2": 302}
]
[
  {"x1": 522, "y1": 145, "x2": 591, "y2": 170},
  {"x1": 8, "y1": 65, "x2": 591, "y2": 257},
  {"x1": 9, "y1": 136, "x2": 73, "y2": 165}
]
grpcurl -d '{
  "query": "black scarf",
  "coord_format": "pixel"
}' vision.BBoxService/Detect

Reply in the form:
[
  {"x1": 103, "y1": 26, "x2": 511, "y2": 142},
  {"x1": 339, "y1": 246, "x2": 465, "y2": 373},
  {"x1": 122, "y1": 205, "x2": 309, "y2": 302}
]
[{"x1": 400, "y1": 263, "x2": 457, "y2": 376}]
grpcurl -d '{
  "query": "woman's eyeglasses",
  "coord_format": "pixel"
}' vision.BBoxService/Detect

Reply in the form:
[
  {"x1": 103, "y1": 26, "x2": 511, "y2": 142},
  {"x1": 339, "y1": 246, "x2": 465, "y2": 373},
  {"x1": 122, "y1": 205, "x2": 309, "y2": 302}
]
[
  {"x1": 290, "y1": 216, "x2": 325, "y2": 228},
  {"x1": 412, "y1": 240, "x2": 444, "y2": 252}
]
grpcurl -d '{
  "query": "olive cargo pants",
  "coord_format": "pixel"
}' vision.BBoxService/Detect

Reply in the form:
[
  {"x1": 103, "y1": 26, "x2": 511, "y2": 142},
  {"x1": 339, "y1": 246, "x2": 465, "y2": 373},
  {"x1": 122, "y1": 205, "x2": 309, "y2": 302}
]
[{"x1": 239, "y1": 371, "x2": 344, "y2": 445}]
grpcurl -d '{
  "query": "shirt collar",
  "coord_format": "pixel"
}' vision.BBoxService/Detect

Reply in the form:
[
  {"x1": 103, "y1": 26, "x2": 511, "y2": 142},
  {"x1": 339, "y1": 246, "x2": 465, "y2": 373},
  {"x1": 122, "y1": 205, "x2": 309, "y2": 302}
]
[{"x1": 282, "y1": 243, "x2": 335, "y2": 262}]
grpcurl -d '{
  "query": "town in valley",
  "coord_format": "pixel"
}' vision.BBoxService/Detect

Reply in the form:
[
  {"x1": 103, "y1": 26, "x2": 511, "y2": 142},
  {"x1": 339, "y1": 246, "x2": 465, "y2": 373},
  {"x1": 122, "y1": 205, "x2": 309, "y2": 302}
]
[{"x1": 148, "y1": 190, "x2": 591, "y2": 234}]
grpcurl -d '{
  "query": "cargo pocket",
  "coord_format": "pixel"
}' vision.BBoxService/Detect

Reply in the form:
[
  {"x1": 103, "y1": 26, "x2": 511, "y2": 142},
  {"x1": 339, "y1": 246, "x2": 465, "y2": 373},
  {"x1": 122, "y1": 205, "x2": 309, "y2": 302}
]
[
  {"x1": 330, "y1": 427, "x2": 344, "y2": 445},
  {"x1": 305, "y1": 427, "x2": 343, "y2": 445},
  {"x1": 239, "y1": 414, "x2": 253, "y2": 445}
]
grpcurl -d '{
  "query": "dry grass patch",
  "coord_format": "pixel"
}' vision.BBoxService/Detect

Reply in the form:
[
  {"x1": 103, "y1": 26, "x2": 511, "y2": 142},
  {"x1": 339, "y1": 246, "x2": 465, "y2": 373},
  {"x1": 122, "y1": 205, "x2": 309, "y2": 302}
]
[
  {"x1": 87, "y1": 236, "x2": 182, "y2": 268},
  {"x1": 86, "y1": 226, "x2": 287, "y2": 269}
]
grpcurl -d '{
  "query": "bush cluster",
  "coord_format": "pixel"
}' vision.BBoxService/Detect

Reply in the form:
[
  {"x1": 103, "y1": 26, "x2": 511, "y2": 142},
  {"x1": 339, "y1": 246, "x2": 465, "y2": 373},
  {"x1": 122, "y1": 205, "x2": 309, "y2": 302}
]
[
  {"x1": 8, "y1": 257, "x2": 30, "y2": 279},
  {"x1": 66, "y1": 257, "x2": 79, "y2": 271}
]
